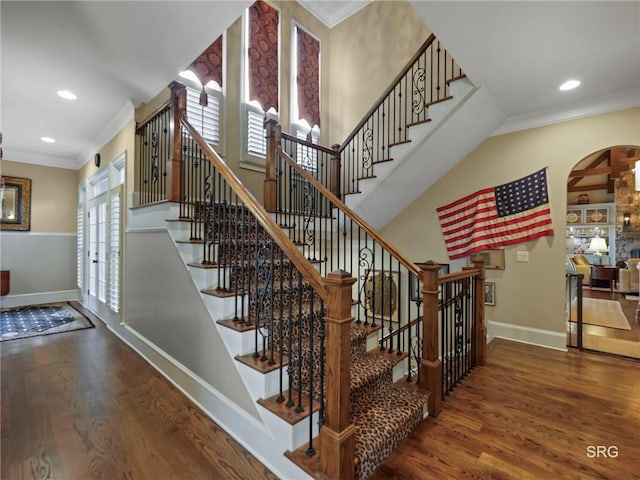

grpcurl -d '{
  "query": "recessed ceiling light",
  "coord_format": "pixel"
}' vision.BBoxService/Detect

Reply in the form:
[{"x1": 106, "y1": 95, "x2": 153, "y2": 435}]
[
  {"x1": 559, "y1": 80, "x2": 581, "y2": 91},
  {"x1": 41, "y1": 136, "x2": 56, "y2": 143},
  {"x1": 57, "y1": 90, "x2": 77, "y2": 100}
]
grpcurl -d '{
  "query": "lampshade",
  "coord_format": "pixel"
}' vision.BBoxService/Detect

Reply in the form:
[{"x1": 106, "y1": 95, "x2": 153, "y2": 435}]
[{"x1": 587, "y1": 237, "x2": 608, "y2": 254}]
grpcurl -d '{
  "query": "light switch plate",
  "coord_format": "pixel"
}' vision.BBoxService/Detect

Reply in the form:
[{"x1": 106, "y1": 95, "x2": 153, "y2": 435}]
[{"x1": 516, "y1": 251, "x2": 529, "y2": 262}]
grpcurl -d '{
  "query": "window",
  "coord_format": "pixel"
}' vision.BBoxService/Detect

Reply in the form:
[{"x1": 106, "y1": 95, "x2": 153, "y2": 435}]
[
  {"x1": 243, "y1": 0, "x2": 280, "y2": 161},
  {"x1": 182, "y1": 34, "x2": 224, "y2": 147},
  {"x1": 76, "y1": 187, "x2": 85, "y2": 290},
  {"x1": 295, "y1": 127, "x2": 319, "y2": 171},
  {"x1": 179, "y1": 71, "x2": 222, "y2": 146},
  {"x1": 291, "y1": 24, "x2": 320, "y2": 170}
]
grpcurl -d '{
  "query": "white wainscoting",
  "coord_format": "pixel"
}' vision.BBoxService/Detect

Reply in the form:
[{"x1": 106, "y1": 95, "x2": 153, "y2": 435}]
[{"x1": 0, "y1": 232, "x2": 78, "y2": 308}]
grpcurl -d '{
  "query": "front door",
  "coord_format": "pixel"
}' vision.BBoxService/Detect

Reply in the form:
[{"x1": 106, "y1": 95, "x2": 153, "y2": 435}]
[{"x1": 88, "y1": 193, "x2": 108, "y2": 312}]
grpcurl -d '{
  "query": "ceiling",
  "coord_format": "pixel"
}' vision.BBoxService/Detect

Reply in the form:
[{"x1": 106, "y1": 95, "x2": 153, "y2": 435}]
[{"x1": 2, "y1": 1, "x2": 639, "y2": 170}]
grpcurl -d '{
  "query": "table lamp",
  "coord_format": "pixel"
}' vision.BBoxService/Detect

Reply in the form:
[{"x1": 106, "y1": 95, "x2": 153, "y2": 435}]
[{"x1": 587, "y1": 237, "x2": 608, "y2": 264}]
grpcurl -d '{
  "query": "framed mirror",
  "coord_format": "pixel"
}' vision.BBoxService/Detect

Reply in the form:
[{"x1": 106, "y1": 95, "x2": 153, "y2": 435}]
[{"x1": 1, "y1": 176, "x2": 32, "y2": 231}]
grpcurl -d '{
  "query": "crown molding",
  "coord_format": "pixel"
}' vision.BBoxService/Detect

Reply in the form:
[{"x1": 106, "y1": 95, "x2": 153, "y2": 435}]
[
  {"x1": 297, "y1": 0, "x2": 370, "y2": 28},
  {"x1": 76, "y1": 100, "x2": 135, "y2": 168},
  {"x1": 2, "y1": 151, "x2": 78, "y2": 170},
  {"x1": 492, "y1": 87, "x2": 640, "y2": 136}
]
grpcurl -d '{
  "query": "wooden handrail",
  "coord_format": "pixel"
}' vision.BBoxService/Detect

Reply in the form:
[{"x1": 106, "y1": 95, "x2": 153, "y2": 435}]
[
  {"x1": 281, "y1": 131, "x2": 336, "y2": 155},
  {"x1": 179, "y1": 113, "x2": 328, "y2": 301},
  {"x1": 438, "y1": 268, "x2": 481, "y2": 284},
  {"x1": 136, "y1": 100, "x2": 172, "y2": 133},
  {"x1": 377, "y1": 267, "x2": 482, "y2": 344},
  {"x1": 278, "y1": 150, "x2": 421, "y2": 278},
  {"x1": 339, "y1": 34, "x2": 436, "y2": 152}
]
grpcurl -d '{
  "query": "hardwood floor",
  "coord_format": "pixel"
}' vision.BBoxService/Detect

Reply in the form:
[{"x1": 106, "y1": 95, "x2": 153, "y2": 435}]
[
  {"x1": 0, "y1": 306, "x2": 276, "y2": 480},
  {"x1": 573, "y1": 288, "x2": 640, "y2": 358},
  {"x1": 4, "y1": 306, "x2": 640, "y2": 480},
  {"x1": 372, "y1": 339, "x2": 640, "y2": 479}
]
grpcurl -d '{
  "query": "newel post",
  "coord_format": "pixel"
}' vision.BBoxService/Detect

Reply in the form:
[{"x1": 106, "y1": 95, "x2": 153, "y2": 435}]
[
  {"x1": 168, "y1": 81, "x2": 186, "y2": 203},
  {"x1": 320, "y1": 270, "x2": 356, "y2": 480},
  {"x1": 472, "y1": 256, "x2": 487, "y2": 366},
  {"x1": 330, "y1": 144, "x2": 342, "y2": 201},
  {"x1": 419, "y1": 261, "x2": 442, "y2": 417},
  {"x1": 264, "y1": 118, "x2": 280, "y2": 213}
]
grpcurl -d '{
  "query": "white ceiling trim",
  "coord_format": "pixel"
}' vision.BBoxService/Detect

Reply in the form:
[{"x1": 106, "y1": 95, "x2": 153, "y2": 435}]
[
  {"x1": 492, "y1": 87, "x2": 640, "y2": 137},
  {"x1": 297, "y1": 0, "x2": 370, "y2": 28},
  {"x1": 3, "y1": 149, "x2": 79, "y2": 170},
  {"x1": 77, "y1": 100, "x2": 135, "y2": 169}
]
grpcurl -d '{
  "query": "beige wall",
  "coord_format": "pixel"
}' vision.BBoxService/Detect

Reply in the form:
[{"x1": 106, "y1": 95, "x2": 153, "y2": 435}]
[
  {"x1": 78, "y1": 120, "x2": 135, "y2": 194},
  {"x1": 382, "y1": 107, "x2": 640, "y2": 339},
  {"x1": 1, "y1": 159, "x2": 78, "y2": 232},
  {"x1": 328, "y1": 0, "x2": 431, "y2": 143}
]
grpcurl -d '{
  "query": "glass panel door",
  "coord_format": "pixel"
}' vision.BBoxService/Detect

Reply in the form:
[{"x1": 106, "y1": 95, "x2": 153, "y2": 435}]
[{"x1": 88, "y1": 193, "x2": 108, "y2": 310}]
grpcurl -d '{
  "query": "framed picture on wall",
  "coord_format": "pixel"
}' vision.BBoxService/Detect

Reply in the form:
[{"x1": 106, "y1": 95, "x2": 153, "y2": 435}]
[
  {"x1": 484, "y1": 282, "x2": 496, "y2": 306},
  {"x1": 364, "y1": 270, "x2": 399, "y2": 322},
  {"x1": 409, "y1": 263, "x2": 449, "y2": 302},
  {"x1": 0, "y1": 176, "x2": 31, "y2": 231},
  {"x1": 468, "y1": 249, "x2": 505, "y2": 270}
]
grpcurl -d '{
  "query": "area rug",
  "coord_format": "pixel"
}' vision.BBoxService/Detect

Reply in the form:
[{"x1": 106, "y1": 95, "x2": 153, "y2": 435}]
[
  {"x1": 570, "y1": 298, "x2": 631, "y2": 330},
  {"x1": 0, "y1": 302, "x2": 94, "y2": 341}
]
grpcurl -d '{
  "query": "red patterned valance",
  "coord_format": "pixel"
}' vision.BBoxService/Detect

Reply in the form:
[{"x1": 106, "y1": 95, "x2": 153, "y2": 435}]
[
  {"x1": 188, "y1": 35, "x2": 223, "y2": 88},
  {"x1": 248, "y1": 0, "x2": 279, "y2": 112},
  {"x1": 296, "y1": 28, "x2": 320, "y2": 128}
]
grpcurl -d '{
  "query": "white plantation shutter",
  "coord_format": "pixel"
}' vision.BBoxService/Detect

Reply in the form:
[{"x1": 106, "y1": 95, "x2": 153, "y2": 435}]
[
  {"x1": 293, "y1": 125, "x2": 320, "y2": 172},
  {"x1": 77, "y1": 206, "x2": 83, "y2": 289},
  {"x1": 247, "y1": 108, "x2": 267, "y2": 157},
  {"x1": 108, "y1": 188, "x2": 121, "y2": 313},
  {"x1": 185, "y1": 85, "x2": 221, "y2": 145}
]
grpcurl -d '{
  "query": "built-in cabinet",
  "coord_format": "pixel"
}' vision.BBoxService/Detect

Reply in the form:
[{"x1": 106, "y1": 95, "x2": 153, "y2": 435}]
[{"x1": 566, "y1": 202, "x2": 616, "y2": 265}]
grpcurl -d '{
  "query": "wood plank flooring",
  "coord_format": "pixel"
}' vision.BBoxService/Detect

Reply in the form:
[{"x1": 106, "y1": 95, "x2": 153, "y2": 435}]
[
  {"x1": 371, "y1": 339, "x2": 640, "y2": 479},
  {"x1": 1, "y1": 305, "x2": 277, "y2": 480},
  {"x1": 574, "y1": 288, "x2": 640, "y2": 358},
  {"x1": 3, "y1": 304, "x2": 640, "y2": 480}
]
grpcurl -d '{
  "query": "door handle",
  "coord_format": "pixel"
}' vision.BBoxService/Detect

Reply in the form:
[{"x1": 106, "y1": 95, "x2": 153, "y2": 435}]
[{"x1": 92, "y1": 260, "x2": 98, "y2": 264}]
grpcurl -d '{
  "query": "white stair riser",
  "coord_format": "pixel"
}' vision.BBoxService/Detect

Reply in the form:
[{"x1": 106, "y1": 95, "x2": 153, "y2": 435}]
[
  {"x1": 260, "y1": 406, "x2": 321, "y2": 452},
  {"x1": 237, "y1": 363, "x2": 290, "y2": 400},
  {"x1": 202, "y1": 294, "x2": 244, "y2": 321}
]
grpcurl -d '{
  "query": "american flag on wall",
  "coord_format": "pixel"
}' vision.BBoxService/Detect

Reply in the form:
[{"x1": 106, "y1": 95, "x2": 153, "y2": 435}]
[{"x1": 437, "y1": 168, "x2": 554, "y2": 260}]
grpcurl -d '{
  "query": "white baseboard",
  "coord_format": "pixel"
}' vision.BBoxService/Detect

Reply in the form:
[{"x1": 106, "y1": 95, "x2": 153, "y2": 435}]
[
  {"x1": 487, "y1": 320, "x2": 567, "y2": 351},
  {"x1": 0, "y1": 289, "x2": 79, "y2": 309},
  {"x1": 103, "y1": 322, "x2": 311, "y2": 480}
]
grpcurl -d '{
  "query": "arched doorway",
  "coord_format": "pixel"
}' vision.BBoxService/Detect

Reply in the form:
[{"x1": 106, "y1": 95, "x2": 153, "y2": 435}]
[{"x1": 566, "y1": 146, "x2": 640, "y2": 358}]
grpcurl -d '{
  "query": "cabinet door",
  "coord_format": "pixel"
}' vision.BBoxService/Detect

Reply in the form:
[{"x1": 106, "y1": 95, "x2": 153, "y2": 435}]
[
  {"x1": 585, "y1": 207, "x2": 609, "y2": 224},
  {"x1": 566, "y1": 208, "x2": 583, "y2": 224}
]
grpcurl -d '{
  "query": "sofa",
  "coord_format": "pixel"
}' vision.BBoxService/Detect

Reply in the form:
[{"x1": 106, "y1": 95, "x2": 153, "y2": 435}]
[
  {"x1": 569, "y1": 255, "x2": 592, "y2": 283},
  {"x1": 618, "y1": 258, "x2": 640, "y2": 293}
]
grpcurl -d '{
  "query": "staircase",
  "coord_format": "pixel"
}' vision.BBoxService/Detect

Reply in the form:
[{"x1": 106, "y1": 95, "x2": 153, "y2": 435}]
[{"x1": 132, "y1": 34, "x2": 487, "y2": 480}]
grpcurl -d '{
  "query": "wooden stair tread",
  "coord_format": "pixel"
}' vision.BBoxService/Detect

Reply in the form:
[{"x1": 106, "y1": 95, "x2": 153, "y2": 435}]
[
  {"x1": 446, "y1": 73, "x2": 467, "y2": 84},
  {"x1": 388, "y1": 139, "x2": 411, "y2": 148},
  {"x1": 406, "y1": 118, "x2": 432, "y2": 128},
  {"x1": 166, "y1": 218, "x2": 199, "y2": 223},
  {"x1": 284, "y1": 443, "x2": 329, "y2": 480},
  {"x1": 426, "y1": 95, "x2": 453, "y2": 107},
  {"x1": 201, "y1": 287, "x2": 241, "y2": 298},
  {"x1": 372, "y1": 348, "x2": 409, "y2": 365},
  {"x1": 236, "y1": 350, "x2": 288, "y2": 373},
  {"x1": 371, "y1": 157, "x2": 394, "y2": 165},
  {"x1": 175, "y1": 239, "x2": 204, "y2": 244},
  {"x1": 258, "y1": 391, "x2": 320, "y2": 425},
  {"x1": 188, "y1": 262, "x2": 220, "y2": 269},
  {"x1": 217, "y1": 318, "x2": 262, "y2": 332}
]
